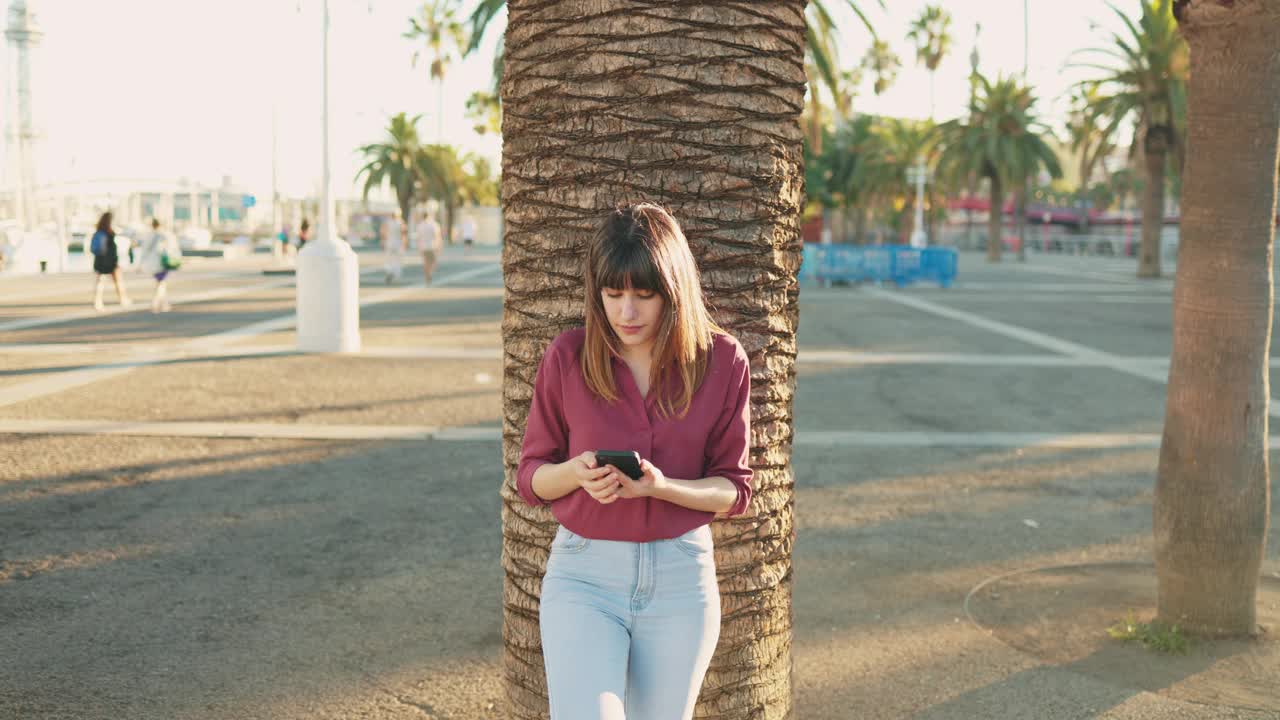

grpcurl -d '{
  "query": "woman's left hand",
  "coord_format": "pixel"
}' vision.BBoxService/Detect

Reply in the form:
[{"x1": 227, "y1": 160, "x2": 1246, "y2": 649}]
[{"x1": 609, "y1": 458, "x2": 667, "y2": 500}]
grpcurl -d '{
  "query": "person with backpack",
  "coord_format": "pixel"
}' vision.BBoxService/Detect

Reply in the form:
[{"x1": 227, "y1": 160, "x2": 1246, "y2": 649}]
[
  {"x1": 138, "y1": 218, "x2": 182, "y2": 313},
  {"x1": 90, "y1": 211, "x2": 130, "y2": 311}
]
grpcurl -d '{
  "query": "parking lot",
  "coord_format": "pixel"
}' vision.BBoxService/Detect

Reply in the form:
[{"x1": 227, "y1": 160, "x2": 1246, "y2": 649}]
[{"x1": 1, "y1": 248, "x2": 1276, "y2": 719}]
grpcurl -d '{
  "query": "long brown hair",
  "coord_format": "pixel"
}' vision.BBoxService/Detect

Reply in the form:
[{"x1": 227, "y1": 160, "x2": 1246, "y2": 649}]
[{"x1": 582, "y1": 203, "x2": 722, "y2": 417}]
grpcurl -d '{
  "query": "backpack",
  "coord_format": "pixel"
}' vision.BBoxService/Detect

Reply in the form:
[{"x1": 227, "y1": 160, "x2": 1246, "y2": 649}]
[{"x1": 90, "y1": 231, "x2": 105, "y2": 256}]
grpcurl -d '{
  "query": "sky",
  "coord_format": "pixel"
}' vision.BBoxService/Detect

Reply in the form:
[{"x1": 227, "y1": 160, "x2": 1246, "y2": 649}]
[{"x1": 3, "y1": 0, "x2": 1131, "y2": 205}]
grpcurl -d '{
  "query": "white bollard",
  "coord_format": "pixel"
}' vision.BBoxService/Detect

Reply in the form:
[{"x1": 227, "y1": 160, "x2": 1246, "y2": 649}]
[{"x1": 295, "y1": 234, "x2": 361, "y2": 353}]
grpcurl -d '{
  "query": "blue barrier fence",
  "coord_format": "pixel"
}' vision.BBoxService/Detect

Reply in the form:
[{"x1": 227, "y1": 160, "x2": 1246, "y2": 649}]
[{"x1": 799, "y1": 244, "x2": 958, "y2": 288}]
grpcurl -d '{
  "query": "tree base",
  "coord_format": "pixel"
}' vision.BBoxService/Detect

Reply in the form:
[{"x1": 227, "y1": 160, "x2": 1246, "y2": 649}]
[{"x1": 965, "y1": 562, "x2": 1279, "y2": 712}]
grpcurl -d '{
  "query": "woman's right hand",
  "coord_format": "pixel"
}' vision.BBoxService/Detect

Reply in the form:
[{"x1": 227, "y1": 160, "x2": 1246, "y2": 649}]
[{"x1": 567, "y1": 452, "x2": 621, "y2": 504}]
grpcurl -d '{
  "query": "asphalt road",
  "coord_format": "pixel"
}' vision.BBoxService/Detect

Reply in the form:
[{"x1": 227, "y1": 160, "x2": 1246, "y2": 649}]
[{"x1": 1, "y1": 247, "x2": 1276, "y2": 719}]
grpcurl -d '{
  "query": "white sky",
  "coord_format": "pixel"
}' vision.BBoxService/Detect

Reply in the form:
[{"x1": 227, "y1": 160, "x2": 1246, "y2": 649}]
[{"x1": 6, "y1": 0, "x2": 1128, "y2": 203}]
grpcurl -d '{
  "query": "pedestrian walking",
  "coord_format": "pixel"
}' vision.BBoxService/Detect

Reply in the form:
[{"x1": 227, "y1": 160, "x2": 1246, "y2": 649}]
[
  {"x1": 90, "y1": 211, "x2": 130, "y2": 311},
  {"x1": 297, "y1": 218, "x2": 311, "y2": 251},
  {"x1": 138, "y1": 218, "x2": 182, "y2": 313},
  {"x1": 276, "y1": 223, "x2": 292, "y2": 262},
  {"x1": 459, "y1": 213, "x2": 477, "y2": 255},
  {"x1": 413, "y1": 209, "x2": 443, "y2": 284},
  {"x1": 516, "y1": 203, "x2": 753, "y2": 720},
  {"x1": 381, "y1": 211, "x2": 405, "y2": 284}
]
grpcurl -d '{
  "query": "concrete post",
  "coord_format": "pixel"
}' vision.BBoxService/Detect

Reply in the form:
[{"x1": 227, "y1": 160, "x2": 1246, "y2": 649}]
[{"x1": 296, "y1": 0, "x2": 360, "y2": 353}]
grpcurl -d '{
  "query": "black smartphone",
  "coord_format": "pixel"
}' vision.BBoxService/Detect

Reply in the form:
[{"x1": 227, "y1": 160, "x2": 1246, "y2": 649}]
[{"x1": 594, "y1": 450, "x2": 644, "y2": 480}]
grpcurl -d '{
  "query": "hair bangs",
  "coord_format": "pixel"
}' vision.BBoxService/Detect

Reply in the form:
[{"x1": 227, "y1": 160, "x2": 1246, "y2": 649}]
[{"x1": 594, "y1": 240, "x2": 663, "y2": 295}]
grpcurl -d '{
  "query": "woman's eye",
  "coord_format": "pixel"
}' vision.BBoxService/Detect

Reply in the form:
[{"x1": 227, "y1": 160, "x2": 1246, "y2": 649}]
[{"x1": 635, "y1": 291, "x2": 656, "y2": 299}]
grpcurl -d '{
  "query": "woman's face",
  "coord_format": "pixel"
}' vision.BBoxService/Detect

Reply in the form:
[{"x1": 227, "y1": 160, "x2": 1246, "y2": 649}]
[{"x1": 601, "y1": 285, "x2": 665, "y2": 352}]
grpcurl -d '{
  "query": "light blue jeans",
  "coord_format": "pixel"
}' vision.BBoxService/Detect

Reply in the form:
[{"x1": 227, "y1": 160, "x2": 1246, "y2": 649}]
[{"x1": 539, "y1": 524, "x2": 721, "y2": 720}]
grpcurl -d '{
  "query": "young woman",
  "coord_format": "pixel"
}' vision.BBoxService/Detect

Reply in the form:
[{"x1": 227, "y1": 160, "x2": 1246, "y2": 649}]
[
  {"x1": 90, "y1": 211, "x2": 130, "y2": 311},
  {"x1": 139, "y1": 218, "x2": 181, "y2": 313},
  {"x1": 517, "y1": 203, "x2": 753, "y2": 720},
  {"x1": 381, "y1": 210, "x2": 405, "y2": 284}
]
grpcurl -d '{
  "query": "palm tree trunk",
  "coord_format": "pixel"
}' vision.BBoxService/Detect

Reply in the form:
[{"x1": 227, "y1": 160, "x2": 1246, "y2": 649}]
[
  {"x1": 1138, "y1": 127, "x2": 1169, "y2": 278},
  {"x1": 499, "y1": 2, "x2": 806, "y2": 716},
  {"x1": 1154, "y1": 1, "x2": 1279, "y2": 638},
  {"x1": 987, "y1": 173, "x2": 1004, "y2": 262},
  {"x1": 1014, "y1": 180, "x2": 1028, "y2": 262},
  {"x1": 902, "y1": 195, "x2": 915, "y2": 244},
  {"x1": 855, "y1": 204, "x2": 868, "y2": 245}
]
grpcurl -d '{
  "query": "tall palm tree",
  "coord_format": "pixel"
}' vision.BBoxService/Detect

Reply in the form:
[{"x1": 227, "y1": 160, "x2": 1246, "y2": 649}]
[
  {"x1": 1154, "y1": 0, "x2": 1278, "y2": 638},
  {"x1": 906, "y1": 5, "x2": 953, "y2": 119},
  {"x1": 869, "y1": 117, "x2": 934, "y2": 241},
  {"x1": 1066, "y1": 86, "x2": 1118, "y2": 192},
  {"x1": 466, "y1": 0, "x2": 880, "y2": 143},
  {"x1": 860, "y1": 39, "x2": 901, "y2": 96},
  {"x1": 415, "y1": 144, "x2": 492, "y2": 244},
  {"x1": 355, "y1": 112, "x2": 422, "y2": 225},
  {"x1": 499, "y1": 2, "x2": 806, "y2": 716},
  {"x1": 820, "y1": 114, "x2": 877, "y2": 243},
  {"x1": 934, "y1": 75, "x2": 1062, "y2": 262},
  {"x1": 1074, "y1": 0, "x2": 1187, "y2": 278},
  {"x1": 405, "y1": 0, "x2": 469, "y2": 141},
  {"x1": 1065, "y1": 85, "x2": 1120, "y2": 232}
]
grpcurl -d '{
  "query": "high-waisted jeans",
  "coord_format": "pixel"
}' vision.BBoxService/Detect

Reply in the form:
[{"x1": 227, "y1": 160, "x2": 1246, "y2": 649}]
[{"x1": 539, "y1": 524, "x2": 721, "y2": 720}]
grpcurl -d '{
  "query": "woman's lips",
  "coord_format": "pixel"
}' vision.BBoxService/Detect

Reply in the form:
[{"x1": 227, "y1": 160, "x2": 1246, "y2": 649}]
[{"x1": 619, "y1": 325, "x2": 644, "y2": 335}]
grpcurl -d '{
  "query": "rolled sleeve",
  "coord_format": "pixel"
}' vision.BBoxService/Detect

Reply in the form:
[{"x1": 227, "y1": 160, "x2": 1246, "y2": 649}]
[
  {"x1": 705, "y1": 343, "x2": 753, "y2": 517},
  {"x1": 516, "y1": 342, "x2": 569, "y2": 507}
]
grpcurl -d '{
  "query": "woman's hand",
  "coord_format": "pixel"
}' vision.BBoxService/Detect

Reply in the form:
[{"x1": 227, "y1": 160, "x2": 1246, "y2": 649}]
[
  {"x1": 608, "y1": 458, "x2": 667, "y2": 500},
  {"x1": 567, "y1": 452, "x2": 622, "y2": 504}
]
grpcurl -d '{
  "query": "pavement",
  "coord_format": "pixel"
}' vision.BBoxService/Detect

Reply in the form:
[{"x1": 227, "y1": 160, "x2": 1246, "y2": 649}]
[{"x1": 0, "y1": 246, "x2": 1276, "y2": 719}]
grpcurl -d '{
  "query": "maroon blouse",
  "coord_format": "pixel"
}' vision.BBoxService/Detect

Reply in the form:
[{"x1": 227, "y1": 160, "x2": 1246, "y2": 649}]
[{"x1": 516, "y1": 328, "x2": 753, "y2": 542}]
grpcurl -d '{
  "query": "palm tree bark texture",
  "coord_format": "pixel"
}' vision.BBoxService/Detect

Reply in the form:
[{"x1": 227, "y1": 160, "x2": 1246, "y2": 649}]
[
  {"x1": 498, "y1": 2, "x2": 806, "y2": 718},
  {"x1": 1155, "y1": 0, "x2": 1279, "y2": 637}
]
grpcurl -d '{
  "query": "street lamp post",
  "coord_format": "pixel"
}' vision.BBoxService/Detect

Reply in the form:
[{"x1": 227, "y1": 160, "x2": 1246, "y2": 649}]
[
  {"x1": 907, "y1": 159, "x2": 928, "y2": 248},
  {"x1": 296, "y1": 0, "x2": 361, "y2": 353}
]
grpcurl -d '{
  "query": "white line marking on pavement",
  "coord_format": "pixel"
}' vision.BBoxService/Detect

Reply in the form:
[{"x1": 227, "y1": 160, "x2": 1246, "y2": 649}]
[
  {"x1": 0, "y1": 419, "x2": 1221, "y2": 448},
  {"x1": 792, "y1": 431, "x2": 1168, "y2": 448},
  {"x1": 0, "y1": 264, "x2": 503, "y2": 408},
  {"x1": 937, "y1": 294, "x2": 1170, "y2": 304},
  {"x1": 943, "y1": 282, "x2": 1169, "y2": 293},
  {"x1": 863, "y1": 286, "x2": 1280, "y2": 416},
  {"x1": 206, "y1": 345, "x2": 504, "y2": 360},
  {"x1": 0, "y1": 277, "x2": 296, "y2": 334},
  {"x1": 1012, "y1": 264, "x2": 1134, "y2": 283},
  {"x1": 862, "y1": 287, "x2": 1114, "y2": 359},
  {"x1": 796, "y1": 351, "x2": 1154, "y2": 367}
]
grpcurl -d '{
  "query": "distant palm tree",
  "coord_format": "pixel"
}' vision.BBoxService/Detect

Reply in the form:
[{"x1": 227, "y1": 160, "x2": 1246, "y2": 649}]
[
  {"x1": 1073, "y1": 0, "x2": 1187, "y2": 278},
  {"x1": 906, "y1": 5, "x2": 953, "y2": 119},
  {"x1": 356, "y1": 112, "x2": 423, "y2": 225},
  {"x1": 405, "y1": 0, "x2": 469, "y2": 141},
  {"x1": 415, "y1": 145, "x2": 495, "y2": 243},
  {"x1": 815, "y1": 114, "x2": 880, "y2": 243},
  {"x1": 870, "y1": 117, "x2": 934, "y2": 241},
  {"x1": 934, "y1": 75, "x2": 1062, "y2": 262},
  {"x1": 860, "y1": 39, "x2": 901, "y2": 96},
  {"x1": 1065, "y1": 85, "x2": 1119, "y2": 230}
]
